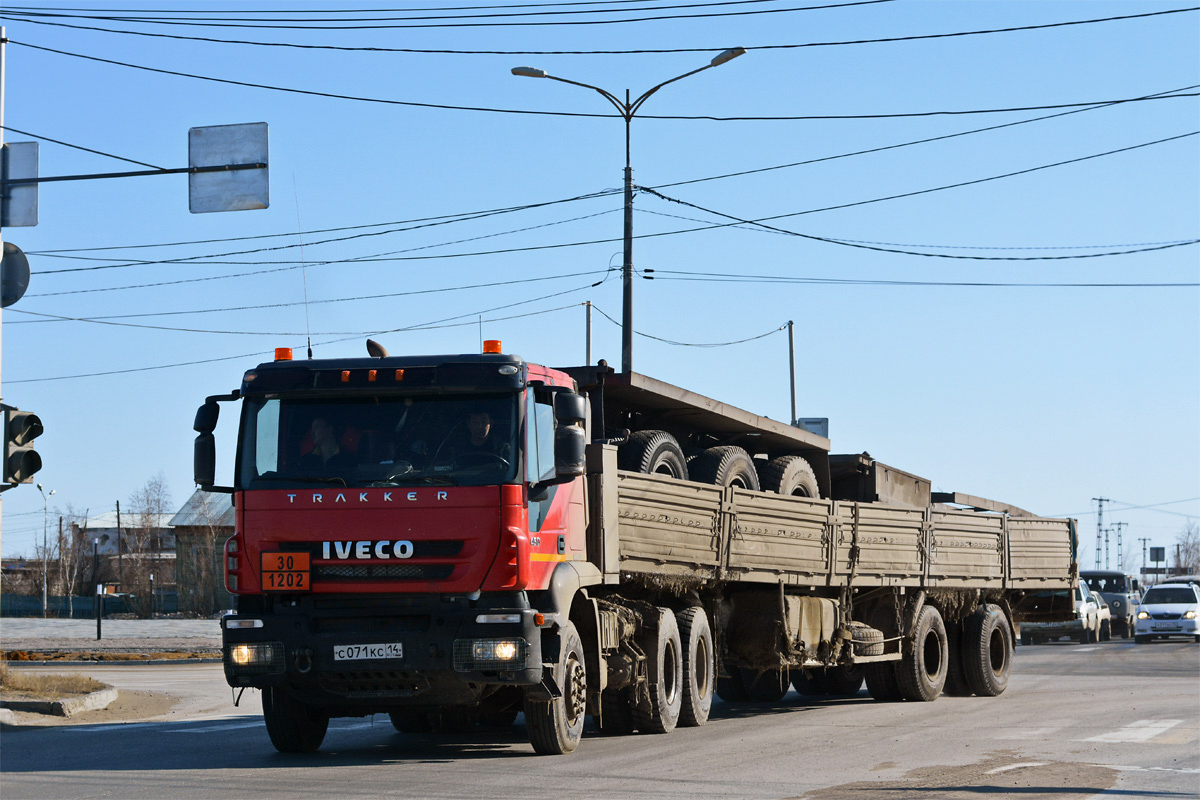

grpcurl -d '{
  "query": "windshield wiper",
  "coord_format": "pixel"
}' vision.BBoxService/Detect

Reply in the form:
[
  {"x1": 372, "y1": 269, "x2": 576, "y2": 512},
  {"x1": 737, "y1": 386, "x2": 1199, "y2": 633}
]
[{"x1": 253, "y1": 475, "x2": 348, "y2": 487}]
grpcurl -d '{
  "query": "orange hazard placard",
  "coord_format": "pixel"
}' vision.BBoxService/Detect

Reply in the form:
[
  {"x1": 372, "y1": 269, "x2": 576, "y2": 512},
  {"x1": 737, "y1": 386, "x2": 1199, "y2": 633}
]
[{"x1": 261, "y1": 552, "x2": 310, "y2": 591}]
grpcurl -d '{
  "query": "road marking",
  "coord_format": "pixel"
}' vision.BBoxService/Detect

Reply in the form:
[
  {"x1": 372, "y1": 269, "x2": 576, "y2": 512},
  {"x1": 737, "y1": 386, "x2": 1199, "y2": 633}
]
[
  {"x1": 996, "y1": 727, "x2": 1060, "y2": 740},
  {"x1": 1085, "y1": 719, "x2": 1183, "y2": 743},
  {"x1": 986, "y1": 762, "x2": 1048, "y2": 774},
  {"x1": 1074, "y1": 646, "x2": 1100, "y2": 653},
  {"x1": 1092, "y1": 764, "x2": 1200, "y2": 774}
]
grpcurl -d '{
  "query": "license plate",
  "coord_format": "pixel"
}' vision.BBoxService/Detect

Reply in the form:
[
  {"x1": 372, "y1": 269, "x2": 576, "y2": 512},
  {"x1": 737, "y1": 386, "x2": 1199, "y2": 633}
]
[
  {"x1": 261, "y1": 552, "x2": 310, "y2": 592},
  {"x1": 1153, "y1": 623, "x2": 1180, "y2": 631},
  {"x1": 334, "y1": 643, "x2": 404, "y2": 661}
]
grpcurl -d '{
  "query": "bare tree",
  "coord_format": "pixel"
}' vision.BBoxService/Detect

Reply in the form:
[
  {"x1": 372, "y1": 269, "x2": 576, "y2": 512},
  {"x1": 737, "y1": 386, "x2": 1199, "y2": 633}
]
[
  {"x1": 56, "y1": 505, "x2": 91, "y2": 617},
  {"x1": 124, "y1": 473, "x2": 173, "y2": 618},
  {"x1": 1174, "y1": 521, "x2": 1199, "y2": 576}
]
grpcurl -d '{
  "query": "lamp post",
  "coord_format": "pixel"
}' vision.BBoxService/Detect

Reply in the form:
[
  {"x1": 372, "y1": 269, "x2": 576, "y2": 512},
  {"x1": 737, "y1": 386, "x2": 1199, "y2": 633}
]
[
  {"x1": 36, "y1": 482, "x2": 55, "y2": 617},
  {"x1": 512, "y1": 47, "x2": 746, "y2": 375}
]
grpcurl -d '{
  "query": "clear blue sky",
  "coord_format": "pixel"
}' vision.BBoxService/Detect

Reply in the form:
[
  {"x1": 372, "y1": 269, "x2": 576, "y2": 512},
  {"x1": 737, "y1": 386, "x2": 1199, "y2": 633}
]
[{"x1": 1, "y1": 0, "x2": 1196, "y2": 569}]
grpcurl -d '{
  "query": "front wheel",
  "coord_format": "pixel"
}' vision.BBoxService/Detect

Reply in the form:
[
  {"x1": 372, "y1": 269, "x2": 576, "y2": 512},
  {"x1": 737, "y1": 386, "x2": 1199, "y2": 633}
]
[
  {"x1": 526, "y1": 621, "x2": 587, "y2": 755},
  {"x1": 262, "y1": 687, "x2": 329, "y2": 753}
]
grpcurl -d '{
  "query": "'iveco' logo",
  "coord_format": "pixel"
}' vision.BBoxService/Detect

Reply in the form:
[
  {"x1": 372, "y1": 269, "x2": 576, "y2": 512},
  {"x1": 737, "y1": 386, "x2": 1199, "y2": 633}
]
[{"x1": 322, "y1": 541, "x2": 415, "y2": 560}]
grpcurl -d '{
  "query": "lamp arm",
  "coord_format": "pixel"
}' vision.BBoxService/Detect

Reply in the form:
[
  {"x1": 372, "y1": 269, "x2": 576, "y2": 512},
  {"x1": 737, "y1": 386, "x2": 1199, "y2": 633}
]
[
  {"x1": 544, "y1": 74, "x2": 627, "y2": 116},
  {"x1": 629, "y1": 63, "x2": 712, "y2": 117}
]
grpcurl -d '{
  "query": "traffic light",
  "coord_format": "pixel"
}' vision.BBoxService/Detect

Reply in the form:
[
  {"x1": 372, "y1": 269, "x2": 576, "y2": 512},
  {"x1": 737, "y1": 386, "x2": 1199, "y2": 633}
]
[{"x1": 2, "y1": 404, "x2": 44, "y2": 486}]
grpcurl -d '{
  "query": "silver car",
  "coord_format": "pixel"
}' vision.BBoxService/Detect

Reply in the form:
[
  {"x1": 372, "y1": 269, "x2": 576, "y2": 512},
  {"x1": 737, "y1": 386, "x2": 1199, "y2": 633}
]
[{"x1": 1134, "y1": 583, "x2": 1200, "y2": 643}]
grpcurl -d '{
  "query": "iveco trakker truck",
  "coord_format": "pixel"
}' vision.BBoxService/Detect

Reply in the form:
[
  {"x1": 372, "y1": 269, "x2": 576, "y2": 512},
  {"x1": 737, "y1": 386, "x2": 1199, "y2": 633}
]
[{"x1": 195, "y1": 340, "x2": 1077, "y2": 754}]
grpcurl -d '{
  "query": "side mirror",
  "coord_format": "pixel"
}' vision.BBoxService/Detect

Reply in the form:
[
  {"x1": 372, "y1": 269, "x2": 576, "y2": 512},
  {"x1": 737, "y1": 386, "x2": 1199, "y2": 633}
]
[
  {"x1": 194, "y1": 432, "x2": 217, "y2": 488},
  {"x1": 194, "y1": 401, "x2": 220, "y2": 434},
  {"x1": 553, "y1": 392, "x2": 587, "y2": 479}
]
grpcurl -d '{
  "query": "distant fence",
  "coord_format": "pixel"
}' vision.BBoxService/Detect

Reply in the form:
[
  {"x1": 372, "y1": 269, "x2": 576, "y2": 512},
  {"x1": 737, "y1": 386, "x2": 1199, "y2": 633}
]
[{"x1": 1, "y1": 591, "x2": 178, "y2": 618}]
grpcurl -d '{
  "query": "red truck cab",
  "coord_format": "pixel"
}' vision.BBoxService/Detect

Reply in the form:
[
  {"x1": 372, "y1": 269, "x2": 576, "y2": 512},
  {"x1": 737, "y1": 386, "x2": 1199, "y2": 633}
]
[{"x1": 194, "y1": 345, "x2": 588, "y2": 726}]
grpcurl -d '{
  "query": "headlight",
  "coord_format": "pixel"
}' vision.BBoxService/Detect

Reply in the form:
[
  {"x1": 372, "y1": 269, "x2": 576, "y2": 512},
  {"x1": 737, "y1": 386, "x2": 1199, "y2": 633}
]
[
  {"x1": 225, "y1": 642, "x2": 285, "y2": 673},
  {"x1": 1137, "y1": 611, "x2": 1150, "y2": 620},
  {"x1": 1185, "y1": 610, "x2": 1197, "y2": 620},
  {"x1": 453, "y1": 638, "x2": 526, "y2": 671}
]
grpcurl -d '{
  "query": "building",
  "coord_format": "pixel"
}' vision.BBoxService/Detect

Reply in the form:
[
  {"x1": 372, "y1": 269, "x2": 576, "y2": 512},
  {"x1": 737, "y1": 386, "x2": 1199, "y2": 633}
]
[{"x1": 170, "y1": 489, "x2": 235, "y2": 614}]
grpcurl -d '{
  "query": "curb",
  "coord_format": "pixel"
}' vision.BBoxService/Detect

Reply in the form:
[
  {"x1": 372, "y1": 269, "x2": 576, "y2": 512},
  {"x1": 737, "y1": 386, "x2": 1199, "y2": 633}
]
[{"x1": 0, "y1": 687, "x2": 118, "y2": 718}]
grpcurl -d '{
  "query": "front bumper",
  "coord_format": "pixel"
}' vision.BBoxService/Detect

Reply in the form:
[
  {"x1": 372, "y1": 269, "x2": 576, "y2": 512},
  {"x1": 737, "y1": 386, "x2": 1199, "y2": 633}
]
[
  {"x1": 222, "y1": 593, "x2": 544, "y2": 706},
  {"x1": 1135, "y1": 617, "x2": 1199, "y2": 637},
  {"x1": 1023, "y1": 618, "x2": 1086, "y2": 637}
]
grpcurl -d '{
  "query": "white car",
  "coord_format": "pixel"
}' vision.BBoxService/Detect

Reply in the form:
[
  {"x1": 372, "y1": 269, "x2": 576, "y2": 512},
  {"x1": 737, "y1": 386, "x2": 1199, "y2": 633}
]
[{"x1": 1134, "y1": 583, "x2": 1200, "y2": 643}]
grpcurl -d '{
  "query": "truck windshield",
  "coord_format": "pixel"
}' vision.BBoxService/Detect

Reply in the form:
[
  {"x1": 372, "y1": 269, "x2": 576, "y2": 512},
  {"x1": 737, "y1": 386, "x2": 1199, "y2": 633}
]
[{"x1": 237, "y1": 392, "x2": 520, "y2": 489}]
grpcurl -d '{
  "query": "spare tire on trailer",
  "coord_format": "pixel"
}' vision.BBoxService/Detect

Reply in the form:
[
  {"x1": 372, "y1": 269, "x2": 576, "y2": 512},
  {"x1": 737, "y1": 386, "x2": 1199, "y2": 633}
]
[
  {"x1": 757, "y1": 455, "x2": 820, "y2": 498},
  {"x1": 690, "y1": 446, "x2": 761, "y2": 491},
  {"x1": 618, "y1": 430, "x2": 689, "y2": 480}
]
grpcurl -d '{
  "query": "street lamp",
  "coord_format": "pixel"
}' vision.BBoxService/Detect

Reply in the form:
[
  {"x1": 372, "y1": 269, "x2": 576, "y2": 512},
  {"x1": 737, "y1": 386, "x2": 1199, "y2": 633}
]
[
  {"x1": 36, "y1": 482, "x2": 55, "y2": 617},
  {"x1": 512, "y1": 47, "x2": 746, "y2": 374}
]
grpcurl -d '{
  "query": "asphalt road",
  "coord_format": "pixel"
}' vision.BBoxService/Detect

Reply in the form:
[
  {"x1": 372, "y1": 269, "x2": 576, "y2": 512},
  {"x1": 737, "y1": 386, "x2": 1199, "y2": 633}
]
[{"x1": 2, "y1": 638, "x2": 1197, "y2": 800}]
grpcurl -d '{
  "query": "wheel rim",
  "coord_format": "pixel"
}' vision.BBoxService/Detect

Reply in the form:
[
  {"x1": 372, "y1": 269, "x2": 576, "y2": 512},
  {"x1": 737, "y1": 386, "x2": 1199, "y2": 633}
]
[
  {"x1": 564, "y1": 654, "x2": 587, "y2": 727},
  {"x1": 988, "y1": 627, "x2": 1007, "y2": 673},
  {"x1": 694, "y1": 635, "x2": 711, "y2": 697},
  {"x1": 663, "y1": 638, "x2": 680, "y2": 705}
]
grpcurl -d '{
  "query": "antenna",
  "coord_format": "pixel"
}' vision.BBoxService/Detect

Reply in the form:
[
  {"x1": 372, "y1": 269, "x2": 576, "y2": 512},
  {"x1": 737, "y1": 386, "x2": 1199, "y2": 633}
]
[{"x1": 293, "y1": 174, "x2": 313, "y2": 359}]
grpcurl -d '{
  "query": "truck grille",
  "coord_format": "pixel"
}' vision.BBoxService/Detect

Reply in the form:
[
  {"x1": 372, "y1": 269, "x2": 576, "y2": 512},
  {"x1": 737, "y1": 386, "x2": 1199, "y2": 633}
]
[
  {"x1": 319, "y1": 670, "x2": 430, "y2": 698},
  {"x1": 314, "y1": 564, "x2": 454, "y2": 581}
]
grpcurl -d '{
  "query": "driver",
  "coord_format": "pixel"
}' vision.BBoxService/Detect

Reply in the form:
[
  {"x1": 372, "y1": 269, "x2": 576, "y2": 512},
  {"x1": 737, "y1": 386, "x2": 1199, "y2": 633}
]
[{"x1": 462, "y1": 409, "x2": 509, "y2": 459}]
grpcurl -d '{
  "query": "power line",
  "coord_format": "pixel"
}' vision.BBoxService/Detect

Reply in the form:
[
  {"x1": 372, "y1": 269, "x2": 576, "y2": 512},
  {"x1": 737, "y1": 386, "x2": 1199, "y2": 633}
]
[
  {"x1": 12, "y1": 40, "x2": 1198, "y2": 122},
  {"x1": 7, "y1": 282, "x2": 609, "y2": 384},
  {"x1": 1, "y1": 0, "x2": 894, "y2": 29},
  {"x1": 640, "y1": 184, "x2": 1200, "y2": 261},
  {"x1": 647, "y1": 269, "x2": 1198, "y2": 288},
  {"x1": 3, "y1": 6, "x2": 1191, "y2": 53},
  {"x1": 8, "y1": 268, "x2": 611, "y2": 329},
  {"x1": 0, "y1": 123, "x2": 163, "y2": 169},
  {"x1": 591, "y1": 303, "x2": 786, "y2": 347}
]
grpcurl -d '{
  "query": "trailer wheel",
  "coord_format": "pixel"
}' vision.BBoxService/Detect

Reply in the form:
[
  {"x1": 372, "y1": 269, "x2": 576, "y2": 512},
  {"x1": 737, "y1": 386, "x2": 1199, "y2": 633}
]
[
  {"x1": 820, "y1": 664, "x2": 865, "y2": 696},
  {"x1": 618, "y1": 430, "x2": 688, "y2": 480},
  {"x1": 526, "y1": 621, "x2": 587, "y2": 755},
  {"x1": 864, "y1": 662, "x2": 903, "y2": 701},
  {"x1": 716, "y1": 666, "x2": 749, "y2": 702},
  {"x1": 262, "y1": 687, "x2": 329, "y2": 753},
  {"x1": 963, "y1": 603, "x2": 1012, "y2": 697},
  {"x1": 598, "y1": 688, "x2": 636, "y2": 736},
  {"x1": 633, "y1": 608, "x2": 683, "y2": 733},
  {"x1": 676, "y1": 607, "x2": 715, "y2": 727},
  {"x1": 742, "y1": 668, "x2": 789, "y2": 702},
  {"x1": 388, "y1": 711, "x2": 431, "y2": 733},
  {"x1": 896, "y1": 604, "x2": 948, "y2": 702},
  {"x1": 790, "y1": 670, "x2": 827, "y2": 696},
  {"x1": 757, "y1": 455, "x2": 820, "y2": 498},
  {"x1": 942, "y1": 620, "x2": 972, "y2": 697},
  {"x1": 690, "y1": 446, "x2": 761, "y2": 491}
]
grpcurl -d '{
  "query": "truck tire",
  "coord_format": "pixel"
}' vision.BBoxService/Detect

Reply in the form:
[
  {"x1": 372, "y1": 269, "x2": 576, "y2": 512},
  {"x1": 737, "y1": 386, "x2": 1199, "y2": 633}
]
[
  {"x1": 742, "y1": 668, "x2": 789, "y2": 702},
  {"x1": 526, "y1": 621, "x2": 587, "y2": 755},
  {"x1": 820, "y1": 664, "x2": 865, "y2": 697},
  {"x1": 690, "y1": 446, "x2": 760, "y2": 491},
  {"x1": 676, "y1": 607, "x2": 715, "y2": 727},
  {"x1": 757, "y1": 455, "x2": 820, "y2": 498},
  {"x1": 598, "y1": 688, "x2": 636, "y2": 736},
  {"x1": 962, "y1": 603, "x2": 1012, "y2": 697},
  {"x1": 262, "y1": 687, "x2": 329, "y2": 754},
  {"x1": 851, "y1": 623, "x2": 886, "y2": 657},
  {"x1": 716, "y1": 666, "x2": 749, "y2": 702},
  {"x1": 942, "y1": 620, "x2": 972, "y2": 697},
  {"x1": 633, "y1": 608, "x2": 683, "y2": 734},
  {"x1": 388, "y1": 711, "x2": 431, "y2": 733},
  {"x1": 896, "y1": 604, "x2": 948, "y2": 702},
  {"x1": 864, "y1": 661, "x2": 903, "y2": 701},
  {"x1": 790, "y1": 670, "x2": 827, "y2": 696},
  {"x1": 618, "y1": 430, "x2": 688, "y2": 480}
]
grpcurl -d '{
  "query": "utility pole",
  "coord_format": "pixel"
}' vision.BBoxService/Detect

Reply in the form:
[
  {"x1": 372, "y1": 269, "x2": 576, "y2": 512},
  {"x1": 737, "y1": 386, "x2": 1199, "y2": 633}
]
[
  {"x1": 1138, "y1": 537, "x2": 1150, "y2": 572},
  {"x1": 584, "y1": 302, "x2": 592, "y2": 367},
  {"x1": 1092, "y1": 497, "x2": 1108, "y2": 570},
  {"x1": 1113, "y1": 522, "x2": 1127, "y2": 570},
  {"x1": 787, "y1": 321, "x2": 797, "y2": 426}
]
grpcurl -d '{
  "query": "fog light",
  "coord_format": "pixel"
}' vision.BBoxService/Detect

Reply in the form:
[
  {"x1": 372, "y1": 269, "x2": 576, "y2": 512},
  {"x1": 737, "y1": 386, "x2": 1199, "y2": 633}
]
[
  {"x1": 225, "y1": 642, "x2": 284, "y2": 673},
  {"x1": 453, "y1": 638, "x2": 526, "y2": 671}
]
